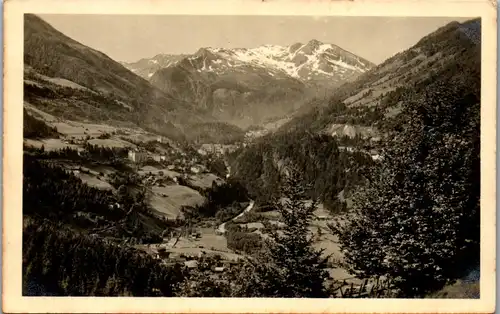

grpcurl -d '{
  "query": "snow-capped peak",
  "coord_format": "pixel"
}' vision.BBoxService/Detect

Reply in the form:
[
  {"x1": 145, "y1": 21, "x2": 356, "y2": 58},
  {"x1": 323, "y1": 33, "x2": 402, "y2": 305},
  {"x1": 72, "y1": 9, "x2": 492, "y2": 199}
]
[
  {"x1": 196, "y1": 40, "x2": 373, "y2": 82},
  {"x1": 123, "y1": 40, "x2": 375, "y2": 86}
]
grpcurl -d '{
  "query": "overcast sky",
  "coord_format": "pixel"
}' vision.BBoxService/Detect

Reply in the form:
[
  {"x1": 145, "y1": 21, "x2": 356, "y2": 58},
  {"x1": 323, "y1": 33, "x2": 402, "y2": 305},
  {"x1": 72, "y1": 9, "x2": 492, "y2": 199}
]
[{"x1": 39, "y1": 15, "x2": 470, "y2": 64}]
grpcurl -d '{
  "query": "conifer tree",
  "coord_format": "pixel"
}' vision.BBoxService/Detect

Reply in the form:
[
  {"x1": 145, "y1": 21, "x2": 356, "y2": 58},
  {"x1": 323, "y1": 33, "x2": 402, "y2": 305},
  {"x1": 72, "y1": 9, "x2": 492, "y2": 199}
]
[{"x1": 232, "y1": 167, "x2": 330, "y2": 298}]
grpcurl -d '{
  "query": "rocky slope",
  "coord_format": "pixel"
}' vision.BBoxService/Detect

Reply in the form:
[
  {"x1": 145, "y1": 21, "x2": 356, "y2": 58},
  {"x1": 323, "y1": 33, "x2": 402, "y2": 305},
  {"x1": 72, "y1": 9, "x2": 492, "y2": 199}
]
[
  {"x1": 124, "y1": 40, "x2": 375, "y2": 127},
  {"x1": 127, "y1": 40, "x2": 374, "y2": 85}
]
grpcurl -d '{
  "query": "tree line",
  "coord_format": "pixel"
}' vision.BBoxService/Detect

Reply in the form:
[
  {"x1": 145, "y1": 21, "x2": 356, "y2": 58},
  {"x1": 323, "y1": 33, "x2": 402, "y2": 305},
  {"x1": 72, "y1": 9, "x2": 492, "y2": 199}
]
[{"x1": 23, "y1": 109, "x2": 59, "y2": 139}]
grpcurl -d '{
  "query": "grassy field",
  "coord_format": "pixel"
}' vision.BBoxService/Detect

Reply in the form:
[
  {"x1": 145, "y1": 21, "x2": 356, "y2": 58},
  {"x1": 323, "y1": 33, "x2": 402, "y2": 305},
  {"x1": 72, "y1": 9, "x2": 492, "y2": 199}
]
[
  {"x1": 24, "y1": 138, "x2": 81, "y2": 151},
  {"x1": 77, "y1": 172, "x2": 114, "y2": 190},
  {"x1": 88, "y1": 138, "x2": 135, "y2": 148},
  {"x1": 54, "y1": 121, "x2": 117, "y2": 138},
  {"x1": 139, "y1": 166, "x2": 181, "y2": 177},
  {"x1": 187, "y1": 173, "x2": 223, "y2": 189},
  {"x1": 150, "y1": 185, "x2": 205, "y2": 218},
  {"x1": 25, "y1": 102, "x2": 59, "y2": 122}
]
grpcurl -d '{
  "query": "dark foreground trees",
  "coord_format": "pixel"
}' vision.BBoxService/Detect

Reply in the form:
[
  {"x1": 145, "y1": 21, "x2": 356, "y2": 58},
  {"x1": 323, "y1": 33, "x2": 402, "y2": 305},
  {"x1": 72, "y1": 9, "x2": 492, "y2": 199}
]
[
  {"x1": 231, "y1": 169, "x2": 331, "y2": 297},
  {"x1": 330, "y1": 79, "x2": 480, "y2": 297},
  {"x1": 23, "y1": 219, "x2": 187, "y2": 296}
]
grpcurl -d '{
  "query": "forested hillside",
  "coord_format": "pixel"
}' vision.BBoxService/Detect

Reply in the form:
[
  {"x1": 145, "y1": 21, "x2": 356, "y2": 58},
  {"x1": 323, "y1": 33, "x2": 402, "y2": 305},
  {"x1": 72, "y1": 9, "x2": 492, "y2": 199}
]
[
  {"x1": 227, "y1": 19, "x2": 481, "y2": 297},
  {"x1": 183, "y1": 122, "x2": 246, "y2": 144},
  {"x1": 331, "y1": 70, "x2": 480, "y2": 297},
  {"x1": 23, "y1": 109, "x2": 59, "y2": 139},
  {"x1": 24, "y1": 14, "x2": 214, "y2": 141},
  {"x1": 229, "y1": 131, "x2": 375, "y2": 211},
  {"x1": 23, "y1": 219, "x2": 186, "y2": 296}
]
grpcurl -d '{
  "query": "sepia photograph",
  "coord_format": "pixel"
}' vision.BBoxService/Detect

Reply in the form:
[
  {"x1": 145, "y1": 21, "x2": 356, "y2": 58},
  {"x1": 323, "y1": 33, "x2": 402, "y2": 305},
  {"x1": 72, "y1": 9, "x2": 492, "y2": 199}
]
[{"x1": 2, "y1": 0, "x2": 497, "y2": 313}]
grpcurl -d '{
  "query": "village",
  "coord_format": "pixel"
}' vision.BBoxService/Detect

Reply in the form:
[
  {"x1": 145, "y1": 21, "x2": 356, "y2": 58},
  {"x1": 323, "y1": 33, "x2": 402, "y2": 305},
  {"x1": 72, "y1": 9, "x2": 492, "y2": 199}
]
[{"x1": 21, "y1": 114, "x2": 374, "y2": 289}]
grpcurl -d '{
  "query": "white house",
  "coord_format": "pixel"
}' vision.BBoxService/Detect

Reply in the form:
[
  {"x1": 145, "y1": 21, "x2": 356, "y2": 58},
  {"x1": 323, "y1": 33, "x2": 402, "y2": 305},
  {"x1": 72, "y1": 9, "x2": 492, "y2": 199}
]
[
  {"x1": 153, "y1": 155, "x2": 167, "y2": 162},
  {"x1": 184, "y1": 260, "x2": 199, "y2": 269},
  {"x1": 190, "y1": 166, "x2": 201, "y2": 174},
  {"x1": 128, "y1": 150, "x2": 148, "y2": 163},
  {"x1": 197, "y1": 149, "x2": 208, "y2": 156}
]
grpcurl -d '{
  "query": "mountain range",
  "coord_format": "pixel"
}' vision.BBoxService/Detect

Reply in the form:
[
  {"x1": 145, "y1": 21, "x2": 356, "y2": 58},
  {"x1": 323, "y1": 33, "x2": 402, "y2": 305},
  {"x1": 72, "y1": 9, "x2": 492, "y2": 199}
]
[
  {"x1": 24, "y1": 14, "x2": 375, "y2": 133},
  {"x1": 122, "y1": 40, "x2": 375, "y2": 127},
  {"x1": 24, "y1": 14, "x2": 478, "y2": 147},
  {"x1": 124, "y1": 40, "x2": 374, "y2": 85}
]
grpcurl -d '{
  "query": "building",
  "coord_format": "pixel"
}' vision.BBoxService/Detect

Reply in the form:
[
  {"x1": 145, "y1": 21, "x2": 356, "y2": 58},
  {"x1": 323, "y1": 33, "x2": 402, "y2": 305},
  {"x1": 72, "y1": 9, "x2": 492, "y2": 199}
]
[
  {"x1": 215, "y1": 229, "x2": 224, "y2": 236},
  {"x1": 184, "y1": 260, "x2": 199, "y2": 269},
  {"x1": 128, "y1": 150, "x2": 148, "y2": 163},
  {"x1": 199, "y1": 144, "x2": 226, "y2": 156},
  {"x1": 152, "y1": 155, "x2": 167, "y2": 162},
  {"x1": 157, "y1": 136, "x2": 166, "y2": 143},
  {"x1": 190, "y1": 166, "x2": 201, "y2": 174},
  {"x1": 268, "y1": 220, "x2": 286, "y2": 228},
  {"x1": 197, "y1": 149, "x2": 208, "y2": 156},
  {"x1": 245, "y1": 222, "x2": 265, "y2": 230},
  {"x1": 155, "y1": 247, "x2": 170, "y2": 259}
]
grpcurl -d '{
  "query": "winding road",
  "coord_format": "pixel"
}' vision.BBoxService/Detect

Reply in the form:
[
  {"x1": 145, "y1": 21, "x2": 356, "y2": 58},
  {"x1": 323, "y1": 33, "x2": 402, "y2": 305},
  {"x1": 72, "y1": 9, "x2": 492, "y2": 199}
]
[
  {"x1": 216, "y1": 158, "x2": 255, "y2": 234},
  {"x1": 216, "y1": 200, "x2": 255, "y2": 234}
]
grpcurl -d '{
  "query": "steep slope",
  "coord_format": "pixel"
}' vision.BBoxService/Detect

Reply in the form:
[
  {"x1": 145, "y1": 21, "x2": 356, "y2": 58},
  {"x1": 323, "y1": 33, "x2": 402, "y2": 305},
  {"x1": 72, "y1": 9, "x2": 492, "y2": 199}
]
[
  {"x1": 126, "y1": 40, "x2": 374, "y2": 127},
  {"x1": 24, "y1": 14, "x2": 212, "y2": 140},
  {"x1": 229, "y1": 18, "x2": 481, "y2": 209},
  {"x1": 280, "y1": 18, "x2": 481, "y2": 140}
]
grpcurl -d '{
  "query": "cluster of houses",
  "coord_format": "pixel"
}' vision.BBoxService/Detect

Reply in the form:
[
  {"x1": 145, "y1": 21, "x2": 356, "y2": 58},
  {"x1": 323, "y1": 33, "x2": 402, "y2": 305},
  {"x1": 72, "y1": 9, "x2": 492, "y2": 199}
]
[
  {"x1": 197, "y1": 143, "x2": 240, "y2": 157},
  {"x1": 128, "y1": 150, "x2": 148, "y2": 163},
  {"x1": 127, "y1": 146, "x2": 210, "y2": 176},
  {"x1": 151, "y1": 246, "x2": 238, "y2": 272},
  {"x1": 127, "y1": 149, "x2": 168, "y2": 163}
]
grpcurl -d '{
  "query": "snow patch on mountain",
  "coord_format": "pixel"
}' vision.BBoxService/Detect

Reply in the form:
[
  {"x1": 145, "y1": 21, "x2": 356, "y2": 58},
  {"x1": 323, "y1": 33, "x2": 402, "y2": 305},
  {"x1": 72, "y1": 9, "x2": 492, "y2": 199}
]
[
  {"x1": 207, "y1": 40, "x2": 371, "y2": 83},
  {"x1": 123, "y1": 40, "x2": 375, "y2": 86}
]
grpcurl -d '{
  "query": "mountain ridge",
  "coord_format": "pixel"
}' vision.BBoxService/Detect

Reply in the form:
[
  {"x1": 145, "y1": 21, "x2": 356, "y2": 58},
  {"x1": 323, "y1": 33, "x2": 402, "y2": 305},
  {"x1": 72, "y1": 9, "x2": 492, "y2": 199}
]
[
  {"x1": 124, "y1": 39, "x2": 374, "y2": 127},
  {"x1": 24, "y1": 14, "x2": 219, "y2": 141},
  {"x1": 124, "y1": 39, "x2": 375, "y2": 86}
]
